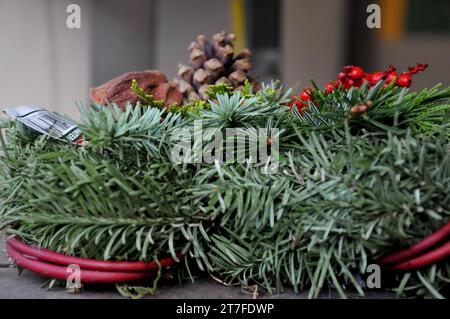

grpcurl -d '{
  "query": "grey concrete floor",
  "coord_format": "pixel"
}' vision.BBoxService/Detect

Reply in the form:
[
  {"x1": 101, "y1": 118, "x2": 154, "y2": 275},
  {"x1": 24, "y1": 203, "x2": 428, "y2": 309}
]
[{"x1": 0, "y1": 240, "x2": 393, "y2": 299}]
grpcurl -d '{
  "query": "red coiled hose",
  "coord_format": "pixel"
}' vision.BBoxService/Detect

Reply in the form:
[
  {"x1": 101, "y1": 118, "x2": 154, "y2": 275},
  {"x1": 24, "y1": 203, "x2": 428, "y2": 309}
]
[
  {"x1": 7, "y1": 238, "x2": 177, "y2": 271},
  {"x1": 390, "y1": 241, "x2": 450, "y2": 270},
  {"x1": 6, "y1": 237, "x2": 179, "y2": 283},
  {"x1": 379, "y1": 221, "x2": 450, "y2": 270}
]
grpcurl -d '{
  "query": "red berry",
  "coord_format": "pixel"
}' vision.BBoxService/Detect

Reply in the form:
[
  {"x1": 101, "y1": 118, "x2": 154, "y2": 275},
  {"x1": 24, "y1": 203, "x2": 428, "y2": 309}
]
[
  {"x1": 289, "y1": 100, "x2": 307, "y2": 114},
  {"x1": 353, "y1": 78, "x2": 364, "y2": 87},
  {"x1": 337, "y1": 72, "x2": 346, "y2": 80},
  {"x1": 396, "y1": 73, "x2": 412, "y2": 87},
  {"x1": 300, "y1": 90, "x2": 311, "y2": 101},
  {"x1": 325, "y1": 83, "x2": 334, "y2": 94},
  {"x1": 385, "y1": 72, "x2": 398, "y2": 84},
  {"x1": 385, "y1": 65, "x2": 396, "y2": 74},
  {"x1": 343, "y1": 66, "x2": 353, "y2": 74},
  {"x1": 349, "y1": 66, "x2": 364, "y2": 79},
  {"x1": 288, "y1": 97, "x2": 300, "y2": 110},
  {"x1": 367, "y1": 72, "x2": 384, "y2": 84},
  {"x1": 343, "y1": 78, "x2": 354, "y2": 89}
]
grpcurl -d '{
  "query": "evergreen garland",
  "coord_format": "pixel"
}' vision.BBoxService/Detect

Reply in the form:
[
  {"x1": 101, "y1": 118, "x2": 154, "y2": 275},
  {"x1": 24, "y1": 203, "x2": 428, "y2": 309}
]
[{"x1": 0, "y1": 79, "x2": 449, "y2": 298}]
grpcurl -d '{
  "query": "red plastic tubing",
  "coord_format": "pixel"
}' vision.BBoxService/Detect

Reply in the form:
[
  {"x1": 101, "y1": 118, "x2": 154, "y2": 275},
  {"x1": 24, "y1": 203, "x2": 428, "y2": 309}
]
[
  {"x1": 7, "y1": 238, "x2": 178, "y2": 271},
  {"x1": 6, "y1": 243, "x2": 154, "y2": 283},
  {"x1": 378, "y1": 221, "x2": 450, "y2": 266},
  {"x1": 390, "y1": 241, "x2": 450, "y2": 271}
]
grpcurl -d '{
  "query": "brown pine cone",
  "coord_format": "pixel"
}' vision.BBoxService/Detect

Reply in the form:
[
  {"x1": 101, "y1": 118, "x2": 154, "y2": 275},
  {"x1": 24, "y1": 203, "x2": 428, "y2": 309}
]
[{"x1": 176, "y1": 31, "x2": 259, "y2": 102}]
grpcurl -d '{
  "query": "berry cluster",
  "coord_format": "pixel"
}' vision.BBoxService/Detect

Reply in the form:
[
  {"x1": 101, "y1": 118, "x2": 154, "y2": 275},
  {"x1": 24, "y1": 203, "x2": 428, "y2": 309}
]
[{"x1": 288, "y1": 63, "x2": 428, "y2": 113}]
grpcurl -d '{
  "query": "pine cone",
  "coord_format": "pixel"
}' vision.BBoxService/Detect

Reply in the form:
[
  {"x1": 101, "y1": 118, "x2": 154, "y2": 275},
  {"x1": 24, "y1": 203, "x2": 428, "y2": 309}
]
[{"x1": 176, "y1": 31, "x2": 258, "y2": 102}]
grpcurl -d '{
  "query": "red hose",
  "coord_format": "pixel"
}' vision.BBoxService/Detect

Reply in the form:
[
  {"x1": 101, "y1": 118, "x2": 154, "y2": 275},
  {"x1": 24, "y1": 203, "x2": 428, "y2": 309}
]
[
  {"x1": 378, "y1": 221, "x2": 450, "y2": 266},
  {"x1": 7, "y1": 238, "x2": 178, "y2": 272},
  {"x1": 6, "y1": 243, "x2": 154, "y2": 283},
  {"x1": 389, "y1": 241, "x2": 450, "y2": 270}
]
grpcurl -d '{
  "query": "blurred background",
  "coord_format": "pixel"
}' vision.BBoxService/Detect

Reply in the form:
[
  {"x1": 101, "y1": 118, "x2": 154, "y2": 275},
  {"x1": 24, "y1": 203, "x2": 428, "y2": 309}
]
[{"x1": 0, "y1": 0, "x2": 449, "y2": 118}]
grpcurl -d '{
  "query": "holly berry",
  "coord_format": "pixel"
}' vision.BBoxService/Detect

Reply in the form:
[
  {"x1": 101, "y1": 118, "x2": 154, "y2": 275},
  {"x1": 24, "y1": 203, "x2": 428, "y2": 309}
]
[
  {"x1": 385, "y1": 72, "x2": 398, "y2": 84},
  {"x1": 354, "y1": 78, "x2": 364, "y2": 87},
  {"x1": 337, "y1": 72, "x2": 346, "y2": 80},
  {"x1": 325, "y1": 83, "x2": 335, "y2": 94},
  {"x1": 288, "y1": 96, "x2": 309, "y2": 114},
  {"x1": 367, "y1": 72, "x2": 384, "y2": 84},
  {"x1": 300, "y1": 90, "x2": 311, "y2": 101},
  {"x1": 343, "y1": 78, "x2": 354, "y2": 89},
  {"x1": 343, "y1": 66, "x2": 353, "y2": 73},
  {"x1": 385, "y1": 65, "x2": 396, "y2": 74},
  {"x1": 396, "y1": 72, "x2": 412, "y2": 87},
  {"x1": 349, "y1": 67, "x2": 364, "y2": 79}
]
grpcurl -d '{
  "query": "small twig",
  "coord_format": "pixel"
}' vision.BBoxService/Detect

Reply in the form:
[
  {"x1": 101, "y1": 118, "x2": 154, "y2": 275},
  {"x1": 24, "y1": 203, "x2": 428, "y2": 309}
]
[
  {"x1": 208, "y1": 273, "x2": 240, "y2": 287},
  {"x1": 241, "y1": 284, "x2": 260, "y2": 299}
]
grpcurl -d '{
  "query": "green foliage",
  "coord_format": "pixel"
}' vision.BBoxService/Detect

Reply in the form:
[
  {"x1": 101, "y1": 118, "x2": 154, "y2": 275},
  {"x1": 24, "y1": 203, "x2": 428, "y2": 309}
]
[
  {"x1": 0, "y1": 105, "x2": 205, "y2": 266},
  {"x1": 194, "y1": 127, "x2": 449, "y2": 297},
  {"x1": 200, "y1": 82, "x2": 290, "y2": 128},
  {"x1": 79, "y1": 103, "x2": 182, "y2": 166},
  {"x1": 240, "y1": 80, "x2": 254, "y2": 98},
  {"x1": 166, "y1": 100, "x2": 210, "y2": 116},
  {"x1": 205, "y1": 83, "x2": 234, "y2": 100},
  {"x1": 130, "y1": 79, "x2": 165, "y2": 109},
  {"x1": 0, "y1": 81, "x2": 449, "y2": 298}
]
